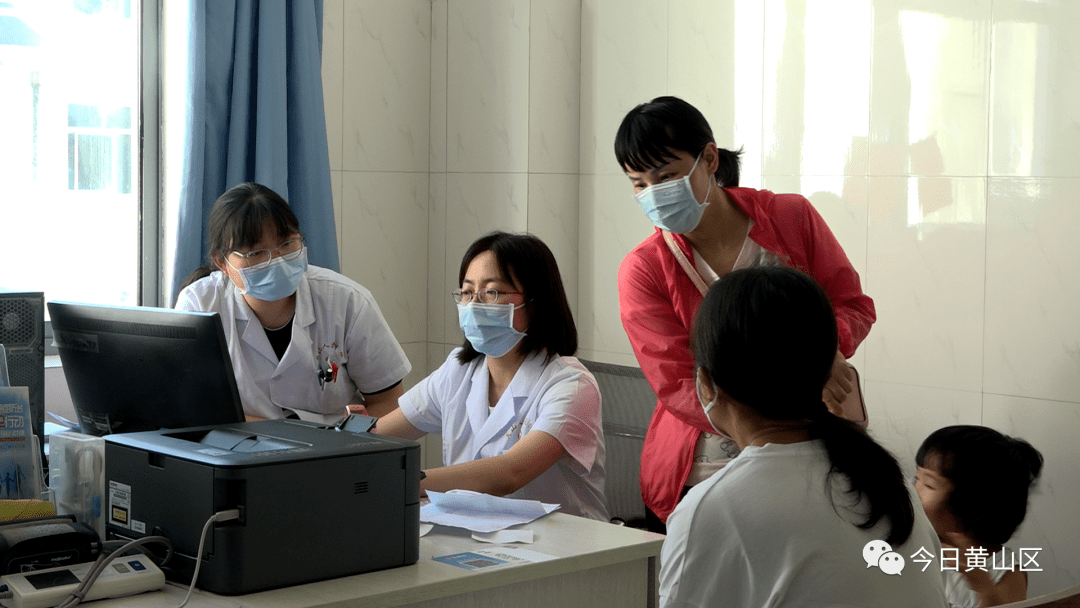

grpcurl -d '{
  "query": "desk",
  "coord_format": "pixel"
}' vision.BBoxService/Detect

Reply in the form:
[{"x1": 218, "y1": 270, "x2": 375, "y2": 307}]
[{"x1": 88, "y1": 513, "x2": 664, "y2": 608}]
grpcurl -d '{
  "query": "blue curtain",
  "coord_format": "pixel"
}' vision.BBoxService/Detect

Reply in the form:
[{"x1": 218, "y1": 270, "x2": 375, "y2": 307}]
[{"x1": 171, "y1": 0, "x2": 338, "y2": 303}]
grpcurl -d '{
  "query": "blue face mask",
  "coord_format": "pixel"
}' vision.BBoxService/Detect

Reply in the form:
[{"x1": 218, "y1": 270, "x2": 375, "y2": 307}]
[
  {"x1": 229, "y1": 247, "x2": 308, "y2": 301},
  {"x1": 633, "y1": 152, "x2": 714, "y2": 234},
  {"x1": 457, "y1": 302, "x2": 527, "y2": 358}
]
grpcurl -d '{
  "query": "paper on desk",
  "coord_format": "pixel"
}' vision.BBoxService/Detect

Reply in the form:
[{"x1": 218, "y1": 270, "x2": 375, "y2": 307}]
[
  {"x1": 419, "y1": 523, "x2": 434, "y2": 537},
  {"x1": 471, "y1": 529, "x2": 534, "y2": 544},
  {"x1": 420, "y1": 490, "x2": 559, "y2": 533}
]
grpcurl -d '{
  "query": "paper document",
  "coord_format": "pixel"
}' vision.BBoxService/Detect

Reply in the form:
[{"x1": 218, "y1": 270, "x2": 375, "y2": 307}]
[
  {"x1": 432, "y1": 547, "x2": 556, "y2": 571},
  {"x1": 472, "y1": 529, "x2": 534, "y2": 544},
  {"x1": 420, "y1": 490, "x2": 559, "y2": 533}
]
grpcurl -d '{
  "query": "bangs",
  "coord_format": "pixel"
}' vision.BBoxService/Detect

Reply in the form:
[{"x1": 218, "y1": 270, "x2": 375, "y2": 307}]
[
  {"x1": 615, "y1": 118, "x2": 683, "y2": 174},
  {"x1": 224, "y1": 198, "x2": 299, "y2": 251}
]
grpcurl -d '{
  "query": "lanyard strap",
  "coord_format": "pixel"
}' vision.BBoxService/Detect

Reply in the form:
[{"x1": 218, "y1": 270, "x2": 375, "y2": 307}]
[{"x1": 662, "y1": 230, "x2": 710, "y2": 297}]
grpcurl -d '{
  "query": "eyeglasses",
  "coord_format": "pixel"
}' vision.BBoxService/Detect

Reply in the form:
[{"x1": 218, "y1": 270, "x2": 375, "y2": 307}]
[
  {"x1": 229, "y1": 236, "x2": 305, "y2": 269},
  {"x1": 451, "y1": 289, "x2": 523, "y2": 304}
]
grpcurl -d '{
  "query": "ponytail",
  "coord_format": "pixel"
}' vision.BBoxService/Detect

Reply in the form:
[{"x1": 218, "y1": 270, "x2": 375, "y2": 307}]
[
  {"x1": 714, "y1": 147, "x2": 742, "y2": 188},
  {"x1": 808, "y1": 407, "x2": 915, "y2": 545},
  {"x1": 694, "y1": 266, "x2": 915, "y2": 545}
]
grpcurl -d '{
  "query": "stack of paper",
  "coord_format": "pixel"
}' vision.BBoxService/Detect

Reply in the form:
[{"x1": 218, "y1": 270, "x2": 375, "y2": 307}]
[{"x1": 420, "y1": 490, "x2": 559, "y2": 533}]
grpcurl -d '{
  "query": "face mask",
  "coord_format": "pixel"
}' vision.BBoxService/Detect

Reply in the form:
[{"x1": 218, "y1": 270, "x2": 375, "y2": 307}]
[
  {"x1": 696, "y1": 372, "x2": 732, "y2": 438},
  {"x1": 228, "y1": 247, "x2": 308, "y2": 301},
  {"x1": 457, "y1": 302, "x2": 527, "y2": 358},
  {"x1": 634, "y1": 152, "x2": 714, "y2": 234}
]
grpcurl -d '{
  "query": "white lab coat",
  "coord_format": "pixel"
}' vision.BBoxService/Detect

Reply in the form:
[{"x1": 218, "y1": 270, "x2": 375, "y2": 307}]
[
  {"x1": 176, "y1": 266, "x2": 411, "y2": 425},
  {"x1": 400, "y1": 348, "x2": 608, "y2": 521}
]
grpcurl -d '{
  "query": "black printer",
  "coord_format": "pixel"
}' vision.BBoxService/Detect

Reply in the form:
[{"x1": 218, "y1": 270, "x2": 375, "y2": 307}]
[{"x1": 103, "y1": 419, "x2": 421, "y2": 595}]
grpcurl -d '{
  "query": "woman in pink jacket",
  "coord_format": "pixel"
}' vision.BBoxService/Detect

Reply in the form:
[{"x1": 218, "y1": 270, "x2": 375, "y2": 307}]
[{"x1": 615, "y1": 96, "x2": 876, "y2": 531}]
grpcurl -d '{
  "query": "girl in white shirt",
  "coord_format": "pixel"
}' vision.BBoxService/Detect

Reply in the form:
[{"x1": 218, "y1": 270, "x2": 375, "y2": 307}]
[
  {"x1": 660, "y1": 265, "x2": 947, "y2": 607},
  {"x1": 915, "y1": 425, "x2": 1043, "y2": 607},
  {"x1": 375, "y1": 232, "x2": 608, "y2": 521}
]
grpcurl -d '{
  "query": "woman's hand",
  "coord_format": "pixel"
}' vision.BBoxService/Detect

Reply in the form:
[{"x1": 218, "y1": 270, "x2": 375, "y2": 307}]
[
  {"x1": 822, "y1": 349, "x2": 853, "y2": 416},
  {"x1": 344, "y1": 404, "x2": 368, "y2": 417}
]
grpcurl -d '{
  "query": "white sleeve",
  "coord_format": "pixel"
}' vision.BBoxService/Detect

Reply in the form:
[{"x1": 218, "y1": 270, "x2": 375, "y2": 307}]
[
  {"x1": 343, "y1": 291, "x2": 412, "y2": 394},
  {"x1": 397, "y1": 350, "x2": 462, "y2": 433},
  {"x1": 175, "y1": 277, "x2": 221, "y2": 313},
  {"x1": 528, "y1": 361, "x2": 603, "y2": 476},
  {"x1": 175, "y1": 283, "x2": 203, "y2": 311}
]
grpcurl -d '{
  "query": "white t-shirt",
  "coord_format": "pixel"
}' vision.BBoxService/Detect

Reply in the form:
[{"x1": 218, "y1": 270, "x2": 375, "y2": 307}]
[
  {"x1": 661, "y1": 440, "x2": 948, "y2": 608},
  {"x1": 176, "y1": 266, "x2": 411, "y2": 424},
  {"x1": 399, "y1": 348, "x2": 609, "y2": 521}
]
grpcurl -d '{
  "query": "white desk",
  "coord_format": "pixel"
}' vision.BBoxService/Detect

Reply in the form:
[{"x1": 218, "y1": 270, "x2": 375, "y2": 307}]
[{"x1": 88, "y1": 514, "x2": 664, "y2": 608}]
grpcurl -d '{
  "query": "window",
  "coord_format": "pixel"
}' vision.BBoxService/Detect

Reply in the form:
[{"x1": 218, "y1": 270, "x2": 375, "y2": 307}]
[
  {"x1": 0, "y1": 0, "x2": 158, "y2": 314},
  {"x1": 67, "y1": 104, "x2": 133, "y2": 193}
]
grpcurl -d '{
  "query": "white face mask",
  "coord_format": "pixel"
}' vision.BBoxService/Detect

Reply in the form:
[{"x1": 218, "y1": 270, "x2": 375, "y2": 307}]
[
  {"x1": 695, "y1": 372, "x2": 733, "y2": 439},
  {"x1": 633, "y1": 152, "x2": 715, "y2": 234}
]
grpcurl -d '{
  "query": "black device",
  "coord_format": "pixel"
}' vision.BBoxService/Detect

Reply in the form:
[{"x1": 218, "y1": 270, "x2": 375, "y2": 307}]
[
  {"x1": 0, "y1": 291, "x2": 45, "y2": 455},
  {"x1": 0, "y1": 515, "x2": 99, "y2": 574},
  {"x1": 46, "y1": 301, "x2": 245, "y2": 436},
  {"x1": 104, "y1": 419, "x2": 421, "y2": 594}
]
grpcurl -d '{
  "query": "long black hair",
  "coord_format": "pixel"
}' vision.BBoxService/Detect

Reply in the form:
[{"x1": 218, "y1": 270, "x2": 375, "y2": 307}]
[
  {"x1": 692, "y1": 265, "x2": 915, "y2": 545},
  {"x1": 456, "y1": 231, "x2": 577, "y2": 364},
  {"x1": 917, "y1": 425, "x2": 1043, "y2": 546},
  {"x1": 615, "y1": 96, "x2": 742, "y2": 187}
]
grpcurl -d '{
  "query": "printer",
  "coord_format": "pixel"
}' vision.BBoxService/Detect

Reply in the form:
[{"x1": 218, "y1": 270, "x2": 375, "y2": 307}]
[{"x1": 103, "y1": 419, "x2": 421, "y2": 595}]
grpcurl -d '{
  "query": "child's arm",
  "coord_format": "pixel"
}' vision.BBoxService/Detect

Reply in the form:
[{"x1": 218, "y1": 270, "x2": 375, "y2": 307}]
[{"x1": 946, "y1": 533, "x2": 1029, "y2": 607}]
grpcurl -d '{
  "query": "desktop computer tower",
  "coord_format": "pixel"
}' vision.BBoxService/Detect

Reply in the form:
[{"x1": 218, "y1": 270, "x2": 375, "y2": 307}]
[{"x1": 0, "y1": 292, "x2": 45, "y2": 454}]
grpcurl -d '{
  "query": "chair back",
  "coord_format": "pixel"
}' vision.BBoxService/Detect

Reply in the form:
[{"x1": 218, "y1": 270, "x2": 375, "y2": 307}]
[{"x1": 580, "y1": 359, "x2": 655, "y2": 528}]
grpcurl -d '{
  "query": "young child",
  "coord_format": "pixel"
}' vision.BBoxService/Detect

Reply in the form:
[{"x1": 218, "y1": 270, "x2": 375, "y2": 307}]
[{"x1": 915, "y1": 425, "x2": 1044, "y2": 607}]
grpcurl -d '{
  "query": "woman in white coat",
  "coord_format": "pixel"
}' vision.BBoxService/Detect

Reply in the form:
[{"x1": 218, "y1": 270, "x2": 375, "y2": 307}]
[
  {"x1": 375, "y1": 232, "x2": 608, "y2": 521},
  {"x1": 176, "y1": 182, "x2": 411, "y2": 424}
]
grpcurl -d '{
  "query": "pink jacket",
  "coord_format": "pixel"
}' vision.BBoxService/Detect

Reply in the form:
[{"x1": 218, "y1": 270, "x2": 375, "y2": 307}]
[{"x1": 618, "y1": 187, "x2": 876, "y2": 522}]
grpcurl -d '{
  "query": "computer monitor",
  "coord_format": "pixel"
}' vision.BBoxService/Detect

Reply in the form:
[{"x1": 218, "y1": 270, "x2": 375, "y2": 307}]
[{"x1": 47, "y1": 301, "x2": 245, "y2": 436}]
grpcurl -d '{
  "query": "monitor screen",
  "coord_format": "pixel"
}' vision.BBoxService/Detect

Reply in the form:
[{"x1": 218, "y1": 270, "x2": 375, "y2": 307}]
[{"x1": 47, "y1": 301, "x2": 245, "y2": 436}]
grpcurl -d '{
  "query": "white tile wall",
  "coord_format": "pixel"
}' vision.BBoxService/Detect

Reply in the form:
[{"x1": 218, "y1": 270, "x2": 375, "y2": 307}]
[
  {"x1": 322, "y1": 0, "x2": 1080, "y2": 595},
  {"x1": 527, "y1": 173, "x2": 580, "y2": 319},
  {"x1": 862, "y1": 381, "x2": 983, "y2": 480},
  {"x1": 578, "y1": 0, "x2": 668, "y2": 176},
  {"x1": 321, "y1": 0, "x2": 344, "y2": 173},
  {"x1": 577, "y1": 173, "x2": 654, "y2": 358},
  {"x1": 669, "y1": 1, "x2": 765, "y2": 180},
  {"x1": 989, "y1": 1, "x2": 1080, "y2": 178},
  {"x1": 864, "y1": 177, "x2": 986, "y2": 392},
  {"x1": 983, "y1": 395, "x2": 1080, "y2": 596},
  {"x1": 984, "y1": 178, "x2": 1080, "y2": 403},
  {"x1": 869, "y1": 0, "x2": 991, "y2": 177},
  {"x1": 528, "y1": 0, "x2": 580, "y2": 175},
  {"x1": 764, "y1": 0, "x2": 872, "y2": 177},
  {"x1": 341, "y1": 0, "x2": 430, "y2": 174},
  {"x1": 429, "y1": 0, "x2": 448, "y2": 174},
  {"x1": 445, "y1": 0, "x2": 530, "y2": 174},
  {"x1": 338, "y1": 171, "x2": 428, "y2": 345}
]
